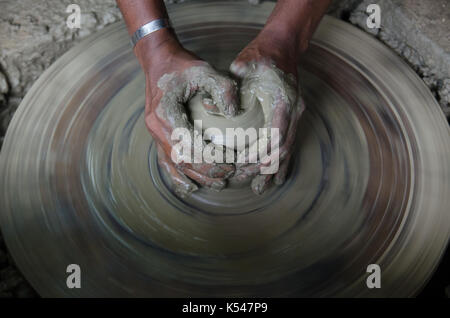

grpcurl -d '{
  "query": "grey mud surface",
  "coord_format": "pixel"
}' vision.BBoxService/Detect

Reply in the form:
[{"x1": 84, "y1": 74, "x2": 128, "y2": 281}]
[
  {"x1": 0, "y1": 0, "x2": 448, "y2": 297},
  {"x1": 349, "y1": 0, "x2": 450, "y2": 116}
]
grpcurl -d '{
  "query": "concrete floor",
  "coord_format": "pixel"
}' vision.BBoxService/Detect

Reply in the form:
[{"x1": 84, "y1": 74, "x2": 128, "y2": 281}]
[{"x1": 0, "y1": 0, "x2": 448, "y2": 297}]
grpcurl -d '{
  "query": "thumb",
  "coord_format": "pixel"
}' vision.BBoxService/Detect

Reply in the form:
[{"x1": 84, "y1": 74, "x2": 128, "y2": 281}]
[
  {"x1": 190, "y1": 65, "x2": 240, "y2": 118},
  {"x1": 229, "y1": 59, "x2": 251, "y2": 78}
]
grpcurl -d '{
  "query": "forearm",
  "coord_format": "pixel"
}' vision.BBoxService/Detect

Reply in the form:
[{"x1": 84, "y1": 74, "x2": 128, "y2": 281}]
[
  {"x1": 116, "y1": 0, "x2": 180, "y2": 68},
  {"x1": 262, "y1": 0, "x2": 332, "y2": 54},
  {"x1": 117, "y1": 0, "x2": 168, "y2": 35}
]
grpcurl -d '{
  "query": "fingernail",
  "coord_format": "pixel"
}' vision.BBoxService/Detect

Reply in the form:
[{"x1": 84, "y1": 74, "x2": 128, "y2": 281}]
[
  {"x1": 222, "y1": 167, "x2": 235, "y2": 179},
  {"x1": 208, "y1": 166, "x2": 222, "y2": 178},
  {"x1": 252, "y1": 183, "x2": 264, "y2": 195},
  {"x1": 251, "y1": 176, "x2": 272, "y2": 195},
  {"x1": 174, "y1": 182, "x2": 198, "y2": 198},
  {"x1": 230, "y1": 61, "x2": 247, "y2": 77},
  {"x1": 208, "y1": 166, "x2": 225, "y2": 178},
  {"x1": 274, "y1": 173, "x2": 286, "y2": 186},
  {"x1": 209, "y1": 165, "x2": 235, "y2": 178},
  {"x1": 210, "y1": 180, "x2": 226, "y2": 191}
]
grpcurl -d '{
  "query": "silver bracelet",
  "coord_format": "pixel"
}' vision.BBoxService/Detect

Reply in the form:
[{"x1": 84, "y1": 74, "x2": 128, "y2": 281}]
[{"x1": 130, "y1": 18, "x2": 171, "y2": 47}]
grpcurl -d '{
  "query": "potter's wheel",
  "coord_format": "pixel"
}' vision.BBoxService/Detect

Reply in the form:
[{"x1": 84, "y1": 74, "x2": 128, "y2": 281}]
[{"x1": 1, "y1": 1, "x2": 449, "y2": 297}]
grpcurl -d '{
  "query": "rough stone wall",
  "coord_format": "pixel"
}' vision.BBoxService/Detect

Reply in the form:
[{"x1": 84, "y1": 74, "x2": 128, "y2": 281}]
[
  {"x1": 0, "y1": 0, "x2": 449, "y2": 297},
  {"x1": 349, "y1": 0, "x2": 450, "y2": 116},
  {"x1": 0, "y1": 0, "x2": 122, "y2": 149}
]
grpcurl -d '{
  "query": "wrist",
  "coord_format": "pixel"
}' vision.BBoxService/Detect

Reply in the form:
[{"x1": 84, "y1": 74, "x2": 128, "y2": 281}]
[
  {"x1": 261, "y1": 0, "x2": 333, "y2": 54},
  {"x1": 134, "y1": 28, "x2": 181, "y2": 69},
  {"x1": 261, "y1": 21, "x2": 308, "y2": 55},
  {"x1": 254, "y1": 25, "x2": 301, "y2": 64}
]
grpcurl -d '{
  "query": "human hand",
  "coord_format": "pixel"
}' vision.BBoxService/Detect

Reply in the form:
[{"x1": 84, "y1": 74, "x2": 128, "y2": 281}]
[
  {"x1": 135, "y1": 30, "x2": 239, "y2": 197},
  {"x1": 229, "y1": 28, "x2": 305, "y2": 195}
]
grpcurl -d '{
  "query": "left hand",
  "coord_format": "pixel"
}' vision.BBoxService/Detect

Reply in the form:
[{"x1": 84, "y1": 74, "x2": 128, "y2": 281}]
[
  {"x1": 228, "y1": 28, "x2": 306, "y2": 195},
  {"x1": 135, "y1": 30, "x2": 239, "y2": 197}
]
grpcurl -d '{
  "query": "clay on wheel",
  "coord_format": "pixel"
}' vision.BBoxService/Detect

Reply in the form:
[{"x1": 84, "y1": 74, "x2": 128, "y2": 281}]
[
  {"x1": 188, "y1": 91, "x2": 265, "y2": 151},
  {"x1": 0, "y1": 2, "x2": 449, "y2": 298}
]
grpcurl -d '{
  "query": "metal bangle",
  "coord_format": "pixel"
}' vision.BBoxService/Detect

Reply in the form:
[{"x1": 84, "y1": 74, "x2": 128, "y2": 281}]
[{"x1": 130, "y1": 18, "x2": 171, "y2": 47}]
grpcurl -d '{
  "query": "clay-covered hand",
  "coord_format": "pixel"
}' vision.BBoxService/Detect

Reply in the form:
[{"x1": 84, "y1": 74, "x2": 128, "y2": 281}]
[
  {"x1": 136, "y1": 31, "x2": 239, "y2": 197},
  {"x1": 229, "y1": 31, "x2": 305, "y2": 195}
]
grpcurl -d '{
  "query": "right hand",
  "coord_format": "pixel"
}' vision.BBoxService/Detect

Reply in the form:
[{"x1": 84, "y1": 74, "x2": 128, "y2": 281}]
[
  {"x1": 135, "y1": 29, "x2": 239, "y2": 197},
  {"x1": 228, "y1": 27, "x2": 304, "y2": 195}
]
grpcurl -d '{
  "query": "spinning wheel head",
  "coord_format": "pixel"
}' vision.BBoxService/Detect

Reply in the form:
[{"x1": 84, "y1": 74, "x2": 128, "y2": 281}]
[{"x1": 0, "y1": 1, "x2": 449, "y2": 297}]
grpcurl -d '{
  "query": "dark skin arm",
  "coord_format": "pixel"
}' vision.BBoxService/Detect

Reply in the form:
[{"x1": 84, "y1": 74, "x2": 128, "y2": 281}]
[
  {"x1": 117, "y1": 0, "x2": 239, "y2": 197},
  {"x1": 232, "y1": 0, "x2": 332, "y2": 75},
  {"x1": 117, "y1": 0, "x2": 332, "y2": 195},
  {"x1": 230, "y1": 0, "x2": 332, "y2": 194}
]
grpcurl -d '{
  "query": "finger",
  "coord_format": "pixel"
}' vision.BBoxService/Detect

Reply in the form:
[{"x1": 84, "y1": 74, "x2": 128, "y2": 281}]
[
  {"x1": 188, "y1": 65, "x2": 239, "y2": 118},
  {"x1": 296, "y1": 93, "x2": 307, "y2": 114},
  {"x1": 157, "y1": 145, "x2": 198, "y2": 197},
  {"x1": 236, "y1": 130, "x2": 269, "y2": 166},
  {"x1": 184, "y1": 161, "x2": 235, "y2": 179},
  {"x1": 180, "y1": 167, "x2": 227, "y2": 191},
  {"x1": 150, "y1": 91, "x2": 195, "y2": 163},
  {"x1": 270, "y1": 97, "x2": 291, "y2": 144},
  {"x1": 236, "y1": 91, "x2": 291, "y2": 166},
  {"x1": 280, "y1": 105, "x2": 302, "y2": 155},
  {"x1": 236, "y1": 101, "x2": 287, "y2": 166},
  {"x1": 180, "y1": 139, "x2": 236, "y2": 179},
  {"x1": 260, "y1": 104, "x2": 301, "y2": 167},
  {"x1": 229, "y1": 59, "x2": 251, "y2": 78},
  {"x1": 251, "y1": 174, "x2": 273, "y2": 195},
  {"x1": 201, "y1": 96, "x2": 222, "y2": 115},
  {"x1": 260, "y1": 134, "x2": 291, "y2": 166},
  {"x1": 274, "y1": 154, "x2": 292, "y2": 186},
  {"x1": 231, "y1": 163, "x2": 263, "y2": 183},
  {"x1": 152, "y1": 89, "x2": 236, "y2": 180}
]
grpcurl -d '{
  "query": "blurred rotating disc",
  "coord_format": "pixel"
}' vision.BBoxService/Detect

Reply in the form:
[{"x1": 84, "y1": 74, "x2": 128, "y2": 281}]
[{"x1": 1, "y1": 1, "x2": 449, "y2": 297}]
